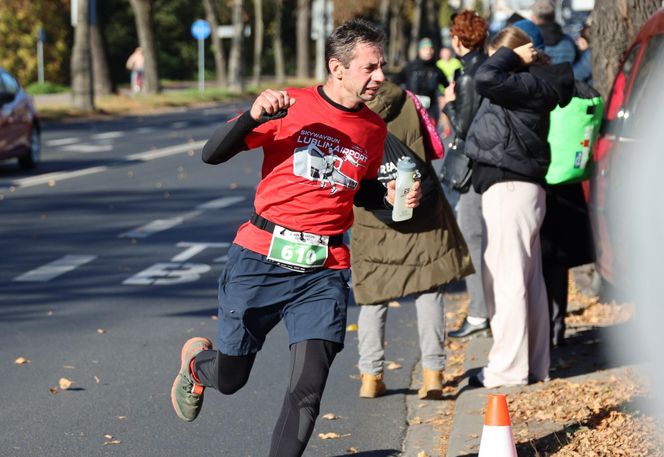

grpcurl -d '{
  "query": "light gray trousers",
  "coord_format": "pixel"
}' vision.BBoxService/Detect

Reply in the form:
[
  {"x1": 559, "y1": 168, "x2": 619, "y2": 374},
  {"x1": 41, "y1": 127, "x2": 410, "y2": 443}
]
[
  {"x1": 357, "y1": 289, "x2": 446, "y2": 375},
  {"x1": 458, "y1": 186, "x2": 488, "y2": 319}
]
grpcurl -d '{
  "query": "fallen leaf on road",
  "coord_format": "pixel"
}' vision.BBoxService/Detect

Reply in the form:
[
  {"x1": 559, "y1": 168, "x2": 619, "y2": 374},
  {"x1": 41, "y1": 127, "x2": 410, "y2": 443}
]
[
  {"x1": 417, "y1": 451, "x2": 429, "y2": 457},
  {"x1": 322, "y1": 413, "x2": 338, "y2": 420},
  {"x1": 229, "y1": 183, "x2": 239, "y2": 189},
  {"x1": 388, "y1": 301, "x2": 401, "y2": 308},
  {"x1": 319, "y1": 433, "x2": 341, "y2": 440},
  {"x1": 63, "y1": 365, "x2": 75, "y2": 369},
  {"x1": 94, "y1": 376, "x2": 101, "y2": 384},
  {"x1": 117, "y1": 416, "x2": 127, "y2": 420},
  {"x1": 211, "y1": 315, "x2": 219, "y2": 320},
  {"x1": 59, "y1": 377, "x2": 74, "y2": 390},
  {"x1": 386, "y1": 362, "x2": 402, "y2": 370},
  {"x1": 104, "y1": 440, "x2": 121, "y2": 445},
  {"x1": 346, "y1": 447, "x2": 359, "y2": 453},
  {"x1": 97, "y1": 328, "x2": 106, "y2": 334},
  {"x1": 48, "y1": 387, "x2": 59, "y2": 395},
  {"x1": 104, "y1": 434, "x2": 113, "y2": 440},
  {"x1": 346, "y1": 324, "x2": 358, "y2": 332},
  {"x1": 14, "y1": 357, "x2": 30, "y2": 365},
  {"x1": 410, "y1": 417, "x2": 423, "y2": 425}
]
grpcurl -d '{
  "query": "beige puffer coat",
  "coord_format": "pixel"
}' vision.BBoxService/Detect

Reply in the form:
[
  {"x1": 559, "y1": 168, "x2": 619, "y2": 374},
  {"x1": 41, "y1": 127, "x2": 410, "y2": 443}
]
[{"x1": 351, "y1": 81, "x2": 474, "y2": 305}]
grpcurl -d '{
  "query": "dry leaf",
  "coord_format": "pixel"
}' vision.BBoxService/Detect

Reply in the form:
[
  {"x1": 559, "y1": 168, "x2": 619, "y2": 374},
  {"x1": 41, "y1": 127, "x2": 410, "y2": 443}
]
[
  {"x1": 14, "y1": 357, "x2": 30, "y2": 365},
  {"x1": 48, "y1": 387, "x2": 59, "y2": 395},
  {"x1": 410, "y1": 417, "x2": 423, "y2": 425},
  {"x1": 346, "y1": 324, "x2": 358, "y2": 332},
  {"x1": 322, "y1": 413, "x2": 338, "y2": 420},
  {"x1": 229, "y1": 183, "x2": 239, "y2": 189},
  {"x1": 58, "y1": 377, "x2": 73, "y2": 390},
  {"x1": 63, "y1": 365, "x2": 75, "y2": 369},
  {"x1": 211, "y1": 315, "x2": 219, "y2": 321},
  {"x1": 104, "y1": 434, "x2": 113, "y2": 440},
  {"x1": 386, "y1": 362, "x2": 402, "y2": 370},
  {"x1": 117, "y1": 416, "x2": 127, "y2": 420},
  {"x1": 346, "y1": 447, "x2": 359, "y2": 453},
  {"x1": 388, "y1": 300, "x2": 401, "y2": 308},
  {"x1": 319, "y1": 432, "x2": 341, "y2": 440},
  {"x1": 94, "y1": 376, "x2": 101, "y2": 384},
  {"x1": 104, "y1": 440, "x2": 121, "y2": 445},
  {"x1": 97, "y1": 328, "x2": 106, "y2": 334},
  {"x1": 417, "y1": 451, "x2": 429, "y2": 457}
]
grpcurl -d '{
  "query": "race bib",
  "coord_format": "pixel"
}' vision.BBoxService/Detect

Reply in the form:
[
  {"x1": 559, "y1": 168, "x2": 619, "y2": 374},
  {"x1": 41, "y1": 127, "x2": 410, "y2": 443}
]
[{"x1": 266, "y1": 225, "x2": 329, "y2": 272}]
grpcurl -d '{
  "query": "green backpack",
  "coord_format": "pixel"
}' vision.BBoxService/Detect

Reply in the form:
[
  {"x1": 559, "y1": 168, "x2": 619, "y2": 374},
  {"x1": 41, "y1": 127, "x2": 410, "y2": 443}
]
[{"x1": 545, "y1": 82, "x2": 604, "y2": 185}]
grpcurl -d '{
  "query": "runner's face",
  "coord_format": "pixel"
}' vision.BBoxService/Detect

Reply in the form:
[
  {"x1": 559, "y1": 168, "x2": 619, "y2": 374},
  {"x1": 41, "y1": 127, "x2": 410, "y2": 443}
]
[{"x1": 343, "y1": 43, "x2": 386, "y2": 103}]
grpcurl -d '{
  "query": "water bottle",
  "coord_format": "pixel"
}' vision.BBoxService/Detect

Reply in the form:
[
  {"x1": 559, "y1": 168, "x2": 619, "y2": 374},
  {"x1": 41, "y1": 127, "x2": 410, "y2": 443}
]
[{"x1": 392, "y1": 156, "x2": 416, "y2": 222}]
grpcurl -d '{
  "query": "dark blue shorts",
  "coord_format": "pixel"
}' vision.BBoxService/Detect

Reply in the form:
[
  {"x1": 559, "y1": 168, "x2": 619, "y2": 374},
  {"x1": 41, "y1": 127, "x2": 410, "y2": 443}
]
[{"x1": 216, "y1": 244, "x2": 351, "y2": 356}]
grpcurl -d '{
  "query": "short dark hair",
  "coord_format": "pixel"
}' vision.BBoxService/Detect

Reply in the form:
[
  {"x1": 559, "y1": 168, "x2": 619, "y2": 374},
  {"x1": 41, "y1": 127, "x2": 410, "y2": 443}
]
[{"x1": 325, "y1": 19, "x2": 385, "y2": 71}]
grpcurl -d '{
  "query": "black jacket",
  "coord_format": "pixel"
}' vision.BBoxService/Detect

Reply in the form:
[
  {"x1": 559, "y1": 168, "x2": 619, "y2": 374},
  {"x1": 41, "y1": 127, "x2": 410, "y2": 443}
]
[
  {"x1": 465, "y1": 47, "x2": 574, "y2": 193},
  {"x1": 442, "y1": 50, "x2": 487, "y2": 141},
  {"x1": 393, "y1": 58, "x2": 448, "y2": 102}
]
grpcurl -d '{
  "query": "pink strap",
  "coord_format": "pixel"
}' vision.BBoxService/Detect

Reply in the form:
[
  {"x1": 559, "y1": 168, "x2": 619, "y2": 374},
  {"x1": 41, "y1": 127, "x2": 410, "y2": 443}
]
[{"x1": 406, "y1": 90, "x2": 445, "y2": 159}]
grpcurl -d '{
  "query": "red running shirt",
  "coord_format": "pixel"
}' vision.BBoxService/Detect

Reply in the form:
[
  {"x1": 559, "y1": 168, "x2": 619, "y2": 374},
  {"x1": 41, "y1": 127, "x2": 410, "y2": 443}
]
[{"x1": 233, "y1": 86, "x2": 387, "y2": 269}]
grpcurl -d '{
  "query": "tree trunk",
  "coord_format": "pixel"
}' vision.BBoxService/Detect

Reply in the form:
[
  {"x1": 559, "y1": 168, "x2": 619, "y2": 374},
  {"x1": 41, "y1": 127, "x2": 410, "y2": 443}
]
[
  {"x1": 252, "y1": 0, "x2": 264, "y2": 86},
  {"x1": 228, "y1": 0, "x2": 244, "y2": 92},
  {"x1": 388, "y1": 0, "x2": 404, "y2": 67},
  {"x1": 129, "y1": 0, "x2": 160, "y2": 94},
  {"x1": 90, "y1": 12, "x2": 114, "y2": 95},
  {"x1": 379, "y1": 0, "x2": 390, "y2": 25},
  {"x1": 592, "y1": 0, "x2": 660, "y2": 100},
  {"x1": 296, "y1": 0, "x2": 310, "y2": 79},
  {"x1": 274, "y1": 0, "x2": 286, "y2": 84},
  {"x1": 409, "y1": 0, "x2": 422, "y2": 60},
  {"x1": 204, "y1": 0, "x2": 227, "y2": 87},
  {"x1": 71, "y1": 0, "x2": 94, "y2": 110},
  {"x1": 424, "y1": 0, "x2": 441, "y2": 50}
]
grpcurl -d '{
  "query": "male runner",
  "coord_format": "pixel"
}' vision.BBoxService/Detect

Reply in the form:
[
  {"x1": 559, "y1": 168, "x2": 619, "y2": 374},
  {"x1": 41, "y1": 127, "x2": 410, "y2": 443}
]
[{"x1": 170, "y1": 19, "x2": 421, "y2": 457}]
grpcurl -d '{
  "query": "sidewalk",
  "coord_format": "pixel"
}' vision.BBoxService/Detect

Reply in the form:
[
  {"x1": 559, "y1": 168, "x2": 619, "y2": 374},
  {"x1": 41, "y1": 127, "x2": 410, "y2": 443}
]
[{"x1": 402, "y1": 284, "x2": 658, "y2": 457}]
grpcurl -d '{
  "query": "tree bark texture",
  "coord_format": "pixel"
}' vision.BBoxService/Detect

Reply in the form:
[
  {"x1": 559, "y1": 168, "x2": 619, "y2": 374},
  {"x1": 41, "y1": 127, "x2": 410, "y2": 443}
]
[
  {"x1": 228, "y1": 0, "x2": 244, "y2": 92},
  {"x1": 252, "y1": 0, "x2": 264, "y2": 86},
  {"x1": 423, "y1": 0, "x2": 441, "y2": 50},
  {"x1": 592, "y1": 0, "x2": 661, "y2": 100},
  {"x1": 129, "y1": 0, "x2": 160, "y2": 94},
  {"x1": 409, "y1": 0, "x2": 422, "y2": 60},
  {"x1": 296, "y1": 0, "x2": 310, "y2": 79},
  {"x1": 91, "y1": 19, "x2": 114, "y2": 95},
  {"x1": 204, "y1": 0, "x2": 228, "y2": 87},
  {"x1": 274, "y1": 0, "x2": 286, "y2": 84},
  {"x1": 71, "y1": 0, "x2": 94, "y2": 110}
]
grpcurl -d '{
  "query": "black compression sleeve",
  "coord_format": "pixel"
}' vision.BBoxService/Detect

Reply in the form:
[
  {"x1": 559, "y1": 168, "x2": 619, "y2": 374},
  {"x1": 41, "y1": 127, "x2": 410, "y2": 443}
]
[
  {"x1": 354, "y1": 179, "x2": 389, "y2": 210},
  {"x1": 201, "y1": 110, "x2": 261, "y2": 164}
]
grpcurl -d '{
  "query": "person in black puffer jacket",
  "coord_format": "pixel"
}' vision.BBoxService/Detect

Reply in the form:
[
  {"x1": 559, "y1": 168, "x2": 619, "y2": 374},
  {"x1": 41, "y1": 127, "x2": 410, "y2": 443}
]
[
  {"x1": 464, "y1": 26, "x2": 574, "y2": 389},
  {"x1": 440, "y1": 10, "x2": 492, "y2": 339}
]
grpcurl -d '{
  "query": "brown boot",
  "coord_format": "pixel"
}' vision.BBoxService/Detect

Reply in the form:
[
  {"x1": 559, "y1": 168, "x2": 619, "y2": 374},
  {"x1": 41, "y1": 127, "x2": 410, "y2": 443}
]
[
  {"x1": 359, "y1": 372, "x2": 386, "y2": 398},
  {"x1": 418, "y1": 368, "x2": 444, "y2": 399}
]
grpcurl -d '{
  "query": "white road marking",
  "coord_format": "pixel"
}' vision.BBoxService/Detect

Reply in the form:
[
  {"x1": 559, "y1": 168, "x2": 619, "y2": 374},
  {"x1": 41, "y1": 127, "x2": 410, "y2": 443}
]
[
  {"x1": 126, "y1": 140, "x2": 206, "y2": 161},
  {"x1": 14, "y1": 255, "x2": 97, "y2": 282},
  {"x1": 14, "y1": 166, "x2": 108, "y2": 188},
  {"x1": 46, "y1": 137, "x2": 79, "y2": 147},
  {"x1": 63, "y1": 144, "x2": 114, "y2": 153},
  {"x1": 92, "y1": 131, "x2": 124, "y2": 140},
  {"x1": 171, "y1": 242, "x2": 230, "y2": 262},
  {"x1": 118, "y1": 211, "x2": 202, "y2": 239},
  {"x1": 123, "y1": 262, "x2": 210, "y2": 285},
  {"x1": 133, "y1": 127, "x2": 157, "y2": 134},
  {"x1": 169, "y1": 121, "x2": 188, "y2": 129},
  {"x1": 196, "y1": 196, "x2": 246, "y2": 210}
]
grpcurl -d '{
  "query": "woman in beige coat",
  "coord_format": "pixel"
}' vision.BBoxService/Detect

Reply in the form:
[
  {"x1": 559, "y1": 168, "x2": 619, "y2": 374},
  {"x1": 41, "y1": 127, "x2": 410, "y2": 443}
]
[{"x1": 352, "y1": 81, "x2": 473, "y2": 398}]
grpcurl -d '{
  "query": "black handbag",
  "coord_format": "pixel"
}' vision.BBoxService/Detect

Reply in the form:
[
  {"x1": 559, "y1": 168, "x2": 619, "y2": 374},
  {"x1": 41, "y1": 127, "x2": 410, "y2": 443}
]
[{"x1": 440, "y1": 137, "x2": 472, "y2": 193}]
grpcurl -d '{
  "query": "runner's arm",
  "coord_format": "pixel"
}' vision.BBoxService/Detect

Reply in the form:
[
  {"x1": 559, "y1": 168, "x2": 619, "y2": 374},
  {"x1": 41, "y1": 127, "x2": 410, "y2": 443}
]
[
  {"x1": 354, "y1": 179, "x2": 390, "y2": 209},
  {"x1": 201, "y1": 111, "x2": 260, "y2": 164}
]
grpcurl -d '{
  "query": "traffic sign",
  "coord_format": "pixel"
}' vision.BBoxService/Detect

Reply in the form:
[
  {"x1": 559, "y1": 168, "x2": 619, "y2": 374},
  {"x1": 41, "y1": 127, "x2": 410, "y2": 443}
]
[{"x1": 191, "y1": 19, "x2": 211, "y2": 40}]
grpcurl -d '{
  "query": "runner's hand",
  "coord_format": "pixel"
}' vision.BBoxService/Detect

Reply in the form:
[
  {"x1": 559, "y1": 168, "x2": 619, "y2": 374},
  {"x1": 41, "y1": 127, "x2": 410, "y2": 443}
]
[
  {"x1": 250, "y1": 89, "x2": 296, "y2": 122},
  {"x1": 385, "y1": 180, "x2": 422, "y2": 208}
]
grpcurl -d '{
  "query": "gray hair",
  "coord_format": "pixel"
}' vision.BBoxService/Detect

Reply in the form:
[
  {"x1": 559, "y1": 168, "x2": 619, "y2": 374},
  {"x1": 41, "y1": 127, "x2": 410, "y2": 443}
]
[{"x1": 325, "y1": 19, "x2": 385, "y2": 71}]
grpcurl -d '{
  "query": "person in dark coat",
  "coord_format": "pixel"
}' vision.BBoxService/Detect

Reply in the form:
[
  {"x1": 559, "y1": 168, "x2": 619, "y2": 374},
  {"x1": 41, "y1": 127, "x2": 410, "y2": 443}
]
[
  {"x1": 393, "y1": 38, "x2": 449, "y2": 124},
  {"x1": 531, "y1": 0, "x2": 577, "y2": 65},
  {"x1": 440, "y1": 10, "x2": 491, "y2": 338},
  {"x1": 464, "y1": 26, "x2": 574, "y2": 388}
]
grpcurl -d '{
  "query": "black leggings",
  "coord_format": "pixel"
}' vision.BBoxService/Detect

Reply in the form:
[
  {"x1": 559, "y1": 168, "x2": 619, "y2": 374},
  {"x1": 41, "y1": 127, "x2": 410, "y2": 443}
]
[{"x1": 194, "y1": 339, "x2": 341, "y2": 457}]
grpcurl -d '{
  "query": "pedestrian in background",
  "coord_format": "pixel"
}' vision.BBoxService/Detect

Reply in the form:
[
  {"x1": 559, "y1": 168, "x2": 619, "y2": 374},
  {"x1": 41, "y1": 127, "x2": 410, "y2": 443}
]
[
  {"x1": 573, "y1": 24, "x2": 593, "y2": 85},
  {"x1": 125, "y1": 47, "x2": 144, "y2": 93},
  {"x1": 440, "y1": 10, "x2": 490, "y2": 339},
  {"x1": 169, "y1": 19, "x2": 421, "y2": 457},
  {"x1": 464, "y1": 27, "x2": 574, "y2": 388},
  {"x1": 353, "y1": 80, "x2": 473, "y2": 399},
  {"x1": 436, "y1": 47, "x2": 463, "y2": 83},
  {"x1": 531, "y1": 0, "x2": 577, "y2": 65},
  {"x1": 393, "y1": 37, "x2": 449, "y2": 124}
]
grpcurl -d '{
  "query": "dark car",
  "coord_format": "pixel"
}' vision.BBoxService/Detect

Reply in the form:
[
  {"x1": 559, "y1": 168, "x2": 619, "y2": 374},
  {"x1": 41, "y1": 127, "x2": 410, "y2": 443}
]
[
  {"x1": 0, "y1": 68, "x2": 41, "y2": 169},
  {"x1": 588, "y1": 8, "x2": 664, "y2": 288}
]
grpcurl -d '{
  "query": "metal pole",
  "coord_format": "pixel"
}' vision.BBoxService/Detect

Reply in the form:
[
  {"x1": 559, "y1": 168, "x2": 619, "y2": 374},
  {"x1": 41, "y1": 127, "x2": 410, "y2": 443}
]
[
  {"x1": 198, "y1": 38, "x2": 205, "y2": 92},
  {"x1": 37, "y1": 40, "x2": 44, "y2": 84}
]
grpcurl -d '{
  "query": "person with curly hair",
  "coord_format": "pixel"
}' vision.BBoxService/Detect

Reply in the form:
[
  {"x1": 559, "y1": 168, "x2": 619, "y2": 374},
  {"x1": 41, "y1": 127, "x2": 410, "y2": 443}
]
[{"x1": 441, "y1": 10, "x2": 491, "y2": 339}]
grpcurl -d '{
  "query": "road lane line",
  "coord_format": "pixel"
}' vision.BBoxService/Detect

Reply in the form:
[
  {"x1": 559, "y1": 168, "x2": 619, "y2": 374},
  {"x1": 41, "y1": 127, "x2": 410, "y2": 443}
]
[
  {"x1": 118, "y1": 211, "x2": 203, "y2": 239},
  {"x1": 196, "y1": 196, "x2": 246, "y2": 210},
  {"x1": 46, "y1": 137, "x2": 79, "y2": 147},
  {"x1": 13, "y1": 255, "x2": 97, "y2": 282},
  {"x1": 126, "y1": 140, "x2": 206, "y2": 161},
  {"x1": 63, "y1": 144, "x2": 114, "y2": 153},
  {"x1": 133, "y1": 127, "x2": 157, "y2": 134},
  {"x1": 92, "y1": 131, "x2": 124, "y2": 140},
  {"x1": 169, "y1": 121, "x2": 188, "y2": 129},
  {"x1": 14, "y1": 166, "x2": 108, "y2": 188}
]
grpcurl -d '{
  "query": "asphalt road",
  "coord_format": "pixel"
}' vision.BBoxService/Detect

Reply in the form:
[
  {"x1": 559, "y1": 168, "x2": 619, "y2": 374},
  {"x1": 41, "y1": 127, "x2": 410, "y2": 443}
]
[{"x1": 0, "y1": 105, "x2": 424, "y2": 457}]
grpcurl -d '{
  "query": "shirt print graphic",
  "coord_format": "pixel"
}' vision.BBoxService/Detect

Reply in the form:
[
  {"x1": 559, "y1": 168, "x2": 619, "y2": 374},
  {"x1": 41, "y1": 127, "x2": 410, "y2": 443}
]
[{"x1": 293, "y1": 128, "x2": 369, "y2": 195}]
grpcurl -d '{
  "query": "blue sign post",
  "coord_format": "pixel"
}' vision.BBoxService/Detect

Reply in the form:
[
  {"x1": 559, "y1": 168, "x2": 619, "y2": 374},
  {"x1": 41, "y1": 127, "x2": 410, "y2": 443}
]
[{"x1": 191, "y1": 20, "x2": 211, "y2": 92}]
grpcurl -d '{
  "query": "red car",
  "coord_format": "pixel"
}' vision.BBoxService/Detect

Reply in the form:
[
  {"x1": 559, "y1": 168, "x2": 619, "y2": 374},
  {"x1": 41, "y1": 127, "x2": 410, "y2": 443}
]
[
  {"x1": 0, "y1": 68, "x2": 41, "y2": 169},
  {"x1": 589, "y1": 8, "x2": 664, "y2": 288}
]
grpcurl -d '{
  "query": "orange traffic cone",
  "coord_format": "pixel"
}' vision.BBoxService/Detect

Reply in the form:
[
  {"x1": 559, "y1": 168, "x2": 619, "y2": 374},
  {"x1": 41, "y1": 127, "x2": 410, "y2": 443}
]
[{"x1": 478, "y1": 394, "x2": 517, "y2": 457}]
